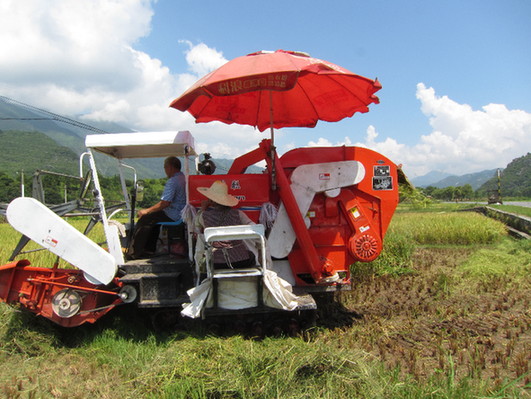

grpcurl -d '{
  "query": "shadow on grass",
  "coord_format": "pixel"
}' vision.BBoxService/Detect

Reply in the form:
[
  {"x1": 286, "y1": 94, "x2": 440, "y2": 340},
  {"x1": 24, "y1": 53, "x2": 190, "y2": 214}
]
[
  {"x1": 1, "y1": 293, "x2": 361, "y2": 350},
  {"x1": 0, "y1": 304, "x2": 175, "y2": 353},
  {"x1": 313, "y1": 292, "x2": 363, "y2": 330}
]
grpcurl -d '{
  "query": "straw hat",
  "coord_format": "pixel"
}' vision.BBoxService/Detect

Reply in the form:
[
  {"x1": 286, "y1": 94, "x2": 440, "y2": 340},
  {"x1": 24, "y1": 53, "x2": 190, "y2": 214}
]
[{"x1": 197, "y1": 180, "x2": 239, "y2": 207}]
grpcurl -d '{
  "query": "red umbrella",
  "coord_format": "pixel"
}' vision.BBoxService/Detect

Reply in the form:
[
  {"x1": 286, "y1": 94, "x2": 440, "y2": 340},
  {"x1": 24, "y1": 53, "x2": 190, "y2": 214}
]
[
  {"x1": 171, "y1": 50, "x2": 381, "y2": 283},
  {"x1": 170, "y1": 50, "x2": 381, "y2": 139}
]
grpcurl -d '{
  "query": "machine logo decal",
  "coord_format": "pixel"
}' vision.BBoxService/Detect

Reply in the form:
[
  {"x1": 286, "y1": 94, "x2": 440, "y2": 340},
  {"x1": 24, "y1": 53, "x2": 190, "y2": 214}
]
[
  {"x1": 373, "y1": 165, "x2": 393, "y2": 190},
  {"x1": 45, "y1": 236, "x2": 58, "y2": 247},
  {"x1": 231, "y1": 180, "x2": 241, "y2": 189},
  {"x1": 374, "y1": 165, "x2": 390, "y2": 176},
  {"x1": 319, "y1": 173, "x2": 330, "y2": 180},
  {"x1": 373, "y1": 177, "x2": 393, "y2": 190}
]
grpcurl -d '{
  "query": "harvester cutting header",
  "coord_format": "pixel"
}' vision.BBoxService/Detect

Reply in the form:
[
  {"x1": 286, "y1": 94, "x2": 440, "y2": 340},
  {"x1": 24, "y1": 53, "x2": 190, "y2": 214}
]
[{"x1": 0, "y1": 50, "x2": 398, "y2": 331}]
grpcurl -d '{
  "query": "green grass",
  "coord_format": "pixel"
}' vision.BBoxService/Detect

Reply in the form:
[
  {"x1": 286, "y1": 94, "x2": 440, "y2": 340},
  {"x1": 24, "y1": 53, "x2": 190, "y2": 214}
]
[
  {"x1": 398, "y1": 201, "x2": 531, "y2": 218},
  {"x1": 397, "y1": 202, "x2": 475, "y2": 213},
  {"x1": 459, "y1": 238, "x2": 531, "y2": 280},
  {"x1": 0, "y1": 209, "x2": 529, "y2": 398},
  {"x1": 1, "y1": 317, "x2": 518, "y2": 399},
  {"x1": 363, "y1": 211, "x2": 508, "y2": 277},
  {"x1": 359, "y1": 231, "x2": 416, "y2": 276},
  {"x1": 489, "y1": 204, "x2": 531, "y2": 218}
]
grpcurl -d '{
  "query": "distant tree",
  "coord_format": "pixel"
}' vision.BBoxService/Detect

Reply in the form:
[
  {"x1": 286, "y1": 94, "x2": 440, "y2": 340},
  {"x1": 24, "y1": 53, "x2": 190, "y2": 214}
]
[
  {"x1": 31, "y1": 173, "x2": 82, "y2": 204},
  {"x1": 437, "y1": 187, "x2": 453, "y2": 201},
  {"x1": 460, "y1": 184, "x2": 474, "y2": 200},
  {"x1": 453, "y1": 187, "x2": 463, "y2": 201},
  {"x1": 399, "y1": 180, "x2": 432, "y2": 208},
  {"x1": 98, "y1": 175, "x2": 126, "y2": 203},
  {"x1": 422, "y1": 186, "x2": 438, "y2": 197}
]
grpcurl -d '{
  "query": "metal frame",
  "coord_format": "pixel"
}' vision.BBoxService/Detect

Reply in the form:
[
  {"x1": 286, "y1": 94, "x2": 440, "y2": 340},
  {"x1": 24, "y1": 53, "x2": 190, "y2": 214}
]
[{"x1": 204, "y1": 224, "x2": 267, "y2": 309}]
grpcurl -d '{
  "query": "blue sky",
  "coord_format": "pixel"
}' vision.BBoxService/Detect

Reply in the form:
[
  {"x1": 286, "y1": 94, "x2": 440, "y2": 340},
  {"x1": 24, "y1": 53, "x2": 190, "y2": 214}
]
[{"x1": 1, "y1": 0, "x2": 530, "y2": 177}]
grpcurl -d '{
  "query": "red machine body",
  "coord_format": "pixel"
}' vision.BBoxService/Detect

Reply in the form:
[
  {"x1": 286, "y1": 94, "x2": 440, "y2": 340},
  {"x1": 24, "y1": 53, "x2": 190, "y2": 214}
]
[
  {"x1": 280, "y1": 145, "x2": 397, "y2": 284},
  {"x1": 189, "y1": 139, "x2": 399, "y2": 286}
]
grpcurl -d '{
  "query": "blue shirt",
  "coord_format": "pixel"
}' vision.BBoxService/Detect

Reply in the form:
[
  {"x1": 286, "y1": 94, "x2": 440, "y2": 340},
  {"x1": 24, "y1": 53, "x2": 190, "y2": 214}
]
[{"x1": 161, "y1": 171, "x2": 186, "y2": 221}]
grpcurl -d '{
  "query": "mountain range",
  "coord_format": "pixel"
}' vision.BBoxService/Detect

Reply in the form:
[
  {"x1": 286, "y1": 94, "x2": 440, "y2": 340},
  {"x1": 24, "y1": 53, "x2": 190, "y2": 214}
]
[
  {"x1": 0, "y1": 96, "x2": 261, "y2": 178},
  {"x1": 409, "y1": 171, "x2": 452, "y2": 187},
  {"x1": 410, "y1": 153, "x2": 531, "y2": 197},
  {"x1": 410, "y1": 169, "x2": 498, "y2": 190}
]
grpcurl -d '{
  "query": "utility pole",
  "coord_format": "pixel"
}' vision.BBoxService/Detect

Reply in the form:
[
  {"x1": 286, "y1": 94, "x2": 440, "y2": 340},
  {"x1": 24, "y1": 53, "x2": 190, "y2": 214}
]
[{"x1": 496, "y1": 169, "x2": 503, "y2": 204}]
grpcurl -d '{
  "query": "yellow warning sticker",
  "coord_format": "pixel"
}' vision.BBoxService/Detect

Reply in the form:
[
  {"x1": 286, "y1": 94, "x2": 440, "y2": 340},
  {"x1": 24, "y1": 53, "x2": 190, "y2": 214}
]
[{"x1": 349, "y1": 207, "x2": 361, "y2": 219}]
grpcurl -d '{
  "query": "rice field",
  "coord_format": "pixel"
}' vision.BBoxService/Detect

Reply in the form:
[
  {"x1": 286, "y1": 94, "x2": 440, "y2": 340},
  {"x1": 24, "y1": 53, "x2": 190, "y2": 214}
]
[
  {"x1": 0, "y1": 209, "x2": 529, "y2": 398},
  {"x1": 387, "y1": 211, "x2": 508, "y2": 246}
]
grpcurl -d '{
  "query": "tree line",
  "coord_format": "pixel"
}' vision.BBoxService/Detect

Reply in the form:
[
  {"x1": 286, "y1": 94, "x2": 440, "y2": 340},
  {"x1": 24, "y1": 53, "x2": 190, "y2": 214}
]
[
  {"x1": 419, "y1": 184, "x2": 477, "y2": 201},
  {"x1": 0, "y1": 170, "x2": 521, "y2": 210},
  {"x1": 399, "y1": 182, "x2": 498, "y2": 208},
  {"x1": 0, "y1": 171, "x2": 165, "y2": 209}
]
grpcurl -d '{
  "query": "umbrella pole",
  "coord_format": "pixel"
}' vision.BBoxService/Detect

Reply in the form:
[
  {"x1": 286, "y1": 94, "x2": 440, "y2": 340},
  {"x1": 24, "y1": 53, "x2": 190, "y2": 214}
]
[
  {"x1": 269, "y1": 91, "x2": 275, "y2": 148},
  {"x1": 269, "y1": 91, "x2": 277, "y2": 190}
]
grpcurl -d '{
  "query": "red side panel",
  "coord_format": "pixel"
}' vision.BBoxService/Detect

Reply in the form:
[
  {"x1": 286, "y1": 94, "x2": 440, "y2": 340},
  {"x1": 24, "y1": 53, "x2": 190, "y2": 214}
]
[
  {"x1": 279, "y1": 146, "x2": 399, "y2": 285},
  {"x1": 188, "y1": 144, "x2": 399, "y2": 286}
]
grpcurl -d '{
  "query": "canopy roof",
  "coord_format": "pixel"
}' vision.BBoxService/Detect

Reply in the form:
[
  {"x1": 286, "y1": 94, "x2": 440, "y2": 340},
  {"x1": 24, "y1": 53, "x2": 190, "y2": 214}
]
[{"x1": 85, "y1": 131, "x2": 197, "y2": 159}]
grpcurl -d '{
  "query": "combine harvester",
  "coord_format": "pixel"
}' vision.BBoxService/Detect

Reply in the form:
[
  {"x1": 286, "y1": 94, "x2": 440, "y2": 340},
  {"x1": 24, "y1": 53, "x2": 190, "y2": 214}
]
[
  {"x1": 0, "y1": 130, "x2": 398, "y2": 330},
  {"x1": 0, "y1": 50, "x2": 399, "y2": 331}
]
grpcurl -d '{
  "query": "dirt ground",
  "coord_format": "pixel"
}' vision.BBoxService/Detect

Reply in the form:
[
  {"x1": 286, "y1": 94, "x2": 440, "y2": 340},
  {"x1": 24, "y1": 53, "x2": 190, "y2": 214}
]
[{"x1": 322, "y1": 247, "x2": 530, "y2": 390}]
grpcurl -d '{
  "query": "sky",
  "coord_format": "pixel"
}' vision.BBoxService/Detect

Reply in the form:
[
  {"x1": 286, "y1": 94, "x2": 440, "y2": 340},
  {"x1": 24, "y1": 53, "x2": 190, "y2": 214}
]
[{"x1": 0, "y1": 0, "x2": 530, "y2": 178}]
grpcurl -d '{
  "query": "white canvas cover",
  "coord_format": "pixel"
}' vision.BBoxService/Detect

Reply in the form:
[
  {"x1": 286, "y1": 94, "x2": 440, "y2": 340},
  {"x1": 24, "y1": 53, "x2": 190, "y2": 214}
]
[
  {"x1": 181, "y1": 269, "x2": 315, "y2": 318},
  {"x1": 181, "y1": 224, "x2": 316, "y2": 318},
  {"x1": 85, "y1": 131, "x2": 197, "y2": 159}
]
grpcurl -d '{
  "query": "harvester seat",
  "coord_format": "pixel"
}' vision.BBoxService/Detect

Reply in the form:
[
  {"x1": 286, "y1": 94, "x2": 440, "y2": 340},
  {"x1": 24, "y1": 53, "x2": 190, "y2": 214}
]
[
  {"x1": 204, "y1": 224, "x2": 267, "y2": 309},
  {"x1": 157, "y1": 219, "x2": 186, "y2": 255}
]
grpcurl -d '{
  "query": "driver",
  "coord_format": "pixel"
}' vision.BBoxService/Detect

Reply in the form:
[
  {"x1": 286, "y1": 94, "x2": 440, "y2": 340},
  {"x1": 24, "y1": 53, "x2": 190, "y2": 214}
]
[{"x1": 126, "y1": 156, "x2": 185, "y2": 259}]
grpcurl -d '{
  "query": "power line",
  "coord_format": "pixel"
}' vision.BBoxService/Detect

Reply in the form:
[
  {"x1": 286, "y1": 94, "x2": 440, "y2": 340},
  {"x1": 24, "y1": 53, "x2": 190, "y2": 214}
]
[{"x1": 0, "y1": 95, "x2": 108, "y2": 134}]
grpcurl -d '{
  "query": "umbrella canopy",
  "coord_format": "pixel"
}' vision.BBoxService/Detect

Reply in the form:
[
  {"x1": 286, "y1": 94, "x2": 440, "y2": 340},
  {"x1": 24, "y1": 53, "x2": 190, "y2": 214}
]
[{"x1": 170, "y1": 50, "x2": 381, "y2": 132}]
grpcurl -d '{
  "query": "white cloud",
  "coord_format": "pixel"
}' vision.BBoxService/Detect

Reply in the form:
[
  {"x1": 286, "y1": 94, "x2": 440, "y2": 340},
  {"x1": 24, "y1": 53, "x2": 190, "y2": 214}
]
[
  {"x1": 180, "y1": 41, "x2": 227, "y2": 76},
  {"x1": 307, "y1": 84, "x2": 531, "y2": 178},
  {"x1": 0, "y1": 0, "x2": 261, "y2": 157},
  {"x1": 307, "y1": 137, "x2": 333, "y2": 147},
  {"x1": 2, "y1": 2, "x2": 529, "y2": 175},
  {"x1": 0, "y1": 0, "x2": 152, "y2": 89}
]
